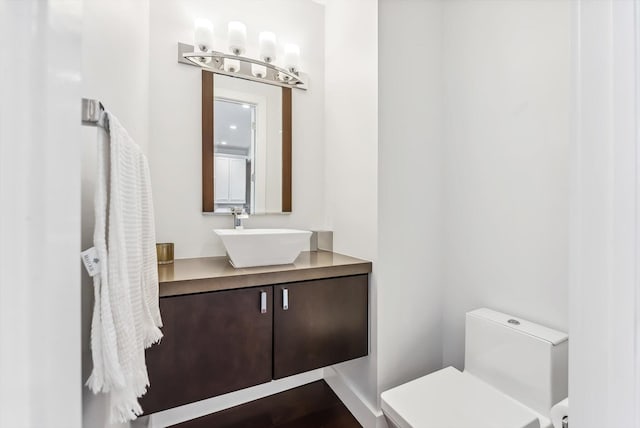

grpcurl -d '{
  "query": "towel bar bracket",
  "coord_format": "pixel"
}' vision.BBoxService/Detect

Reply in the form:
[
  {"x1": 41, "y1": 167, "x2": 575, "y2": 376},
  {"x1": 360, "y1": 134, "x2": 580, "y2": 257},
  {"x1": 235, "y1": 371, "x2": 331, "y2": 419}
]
[{"x1": 81, "y1": 98, "x2": 109, "y2": 131}]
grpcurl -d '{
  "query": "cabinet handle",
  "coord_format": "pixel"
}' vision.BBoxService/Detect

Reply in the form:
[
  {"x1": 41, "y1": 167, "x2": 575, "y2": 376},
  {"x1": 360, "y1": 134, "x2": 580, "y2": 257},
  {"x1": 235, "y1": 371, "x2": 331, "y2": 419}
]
[
  {"x1": 260, "y1": 291, "x2": 267, "y2": 314},
  {"x1": 282, "y1": 288, "x2": 289, "y2": 310}
]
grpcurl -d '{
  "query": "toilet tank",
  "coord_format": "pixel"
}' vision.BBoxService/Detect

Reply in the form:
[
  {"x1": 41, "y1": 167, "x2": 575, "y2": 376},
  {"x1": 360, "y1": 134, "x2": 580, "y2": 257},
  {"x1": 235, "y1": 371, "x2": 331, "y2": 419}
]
[{"x1": 464, "y1": 308, "x2": 568, "y2": 416}]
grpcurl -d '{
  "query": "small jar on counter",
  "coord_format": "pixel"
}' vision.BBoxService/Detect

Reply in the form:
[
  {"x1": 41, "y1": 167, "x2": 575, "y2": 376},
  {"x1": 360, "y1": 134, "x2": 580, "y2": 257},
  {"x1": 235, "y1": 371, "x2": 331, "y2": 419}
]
[{"x1": 156, "y1": 243, "x2": 174, "y2": 265}]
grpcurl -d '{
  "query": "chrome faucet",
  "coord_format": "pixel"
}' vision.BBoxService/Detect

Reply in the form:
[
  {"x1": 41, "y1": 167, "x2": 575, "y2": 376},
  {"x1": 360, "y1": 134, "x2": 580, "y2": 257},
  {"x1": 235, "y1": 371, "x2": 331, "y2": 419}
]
[{"x1": 231, "y1": 207, "x2": 249, "y2": 229}]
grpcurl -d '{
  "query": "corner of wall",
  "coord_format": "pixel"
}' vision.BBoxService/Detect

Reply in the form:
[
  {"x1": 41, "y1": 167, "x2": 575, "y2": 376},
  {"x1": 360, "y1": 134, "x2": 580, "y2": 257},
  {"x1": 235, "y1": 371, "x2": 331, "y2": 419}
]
[
  {"x1": 323, "y1": 0, "x2": 380, "y2": 412},
  {"x1": 377, "y1": 0, "x2": 445, "y2": 399}
]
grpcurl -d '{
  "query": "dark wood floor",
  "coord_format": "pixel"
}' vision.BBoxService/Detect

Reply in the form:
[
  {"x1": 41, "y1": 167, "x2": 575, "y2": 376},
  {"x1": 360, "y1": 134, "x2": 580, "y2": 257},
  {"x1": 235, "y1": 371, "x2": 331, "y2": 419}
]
[{"x1": 170, "y1": 380, "x2": 362, "y2": 428}]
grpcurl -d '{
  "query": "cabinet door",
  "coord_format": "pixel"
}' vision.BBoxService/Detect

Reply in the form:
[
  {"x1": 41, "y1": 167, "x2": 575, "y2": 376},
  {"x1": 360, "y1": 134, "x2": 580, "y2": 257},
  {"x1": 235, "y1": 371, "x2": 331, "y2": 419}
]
[
  {"x1": 214, "y1": 156, "x2": 230, "y2": 202},
  {"x1": 141, "y1": 286, "x2": 273, "y2": 414},
  {"x1": 273, "y1": 275, "x2": 368, "y2": 379},
  {"x1": 228, "y1": 157, "x2": 246, "y2": 202}
]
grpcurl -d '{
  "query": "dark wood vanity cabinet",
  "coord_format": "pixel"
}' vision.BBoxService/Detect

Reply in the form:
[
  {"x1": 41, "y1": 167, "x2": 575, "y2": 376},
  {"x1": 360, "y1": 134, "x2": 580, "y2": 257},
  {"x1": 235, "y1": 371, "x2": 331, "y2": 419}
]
[
  {"x1": 273, "y1": 275, "x2": 369, "y2": 379},
  {"x1": 141, "y1": 274, "x2": 368, "y2": 415},
  {"x1": 141, "y1": 286, "x2": 273, "y2": 415}
]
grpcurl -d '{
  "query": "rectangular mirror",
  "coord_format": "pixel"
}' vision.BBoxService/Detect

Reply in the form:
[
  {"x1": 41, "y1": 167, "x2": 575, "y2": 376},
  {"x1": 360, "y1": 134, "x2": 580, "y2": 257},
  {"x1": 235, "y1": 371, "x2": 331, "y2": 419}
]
[{"x1": 202, "y1": 71, "x2": 292, "y2": 214}]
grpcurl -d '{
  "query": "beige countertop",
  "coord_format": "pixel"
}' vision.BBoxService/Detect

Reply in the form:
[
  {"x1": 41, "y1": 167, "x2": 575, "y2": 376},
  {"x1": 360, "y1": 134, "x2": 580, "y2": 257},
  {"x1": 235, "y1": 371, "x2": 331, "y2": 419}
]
[{"x1": 158, "y1": 250, "x2": 372, "y2": 297}]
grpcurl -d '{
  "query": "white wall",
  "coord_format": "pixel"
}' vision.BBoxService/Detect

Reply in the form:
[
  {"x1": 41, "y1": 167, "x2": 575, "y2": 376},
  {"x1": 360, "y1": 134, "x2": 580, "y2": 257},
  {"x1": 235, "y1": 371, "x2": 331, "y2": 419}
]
[
  {"x1": 571, "y1": 1, "x2": 640, "y2": 426},
  {"x1": 323, "y1": 0, "x2": 379, "y2": 412},
  {"x1": 80, "y1": 1, "x2": 150, "y2": 426},
  {"x1": 149, "y1": 0, "x2": 326, "y2": 259},
  {"x1": 328, "y1": 0, "x2": 571, "y2": 419},
  {"x1": 441, "y1": 0, "x2": 571, "y2": 369},
  {"x1": 0, "y1": 1, "x2": 83, "y2": 426},
  {"x1": 377, "y1": 0, "x2": 444, "y2": 398}
]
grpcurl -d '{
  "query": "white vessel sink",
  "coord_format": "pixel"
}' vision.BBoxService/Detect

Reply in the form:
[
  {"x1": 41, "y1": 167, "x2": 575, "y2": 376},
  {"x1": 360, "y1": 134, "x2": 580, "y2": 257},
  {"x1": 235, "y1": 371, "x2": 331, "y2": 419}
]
[{"x1": 214, "y1": 228, "x2": 312, "y2": 268}]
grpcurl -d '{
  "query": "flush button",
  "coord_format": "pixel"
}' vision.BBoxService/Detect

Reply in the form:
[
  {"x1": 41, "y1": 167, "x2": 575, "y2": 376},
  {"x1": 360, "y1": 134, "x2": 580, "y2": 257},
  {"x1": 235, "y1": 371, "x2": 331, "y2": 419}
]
[{"x1": 508, "y1": 319, "x2": 521, "y2": 325}]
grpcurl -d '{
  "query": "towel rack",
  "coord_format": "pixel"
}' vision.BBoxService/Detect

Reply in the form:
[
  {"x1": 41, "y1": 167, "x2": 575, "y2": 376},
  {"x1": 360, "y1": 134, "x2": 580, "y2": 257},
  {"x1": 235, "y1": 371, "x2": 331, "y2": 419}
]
[{"x1": 81, "y1": 98, "x2": 109, "y2": 131}]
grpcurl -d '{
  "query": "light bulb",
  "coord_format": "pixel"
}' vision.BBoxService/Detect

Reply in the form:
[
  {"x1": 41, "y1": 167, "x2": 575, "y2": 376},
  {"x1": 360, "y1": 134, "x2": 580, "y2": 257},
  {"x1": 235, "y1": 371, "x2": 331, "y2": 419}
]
[
  {"x1": 283, "y1": 44, "x2": 300, "y2": 73},
  {"x1": 224, "y1": 58, "x2": 241, "y2": 73},
  {"x1": 259, "y1": 31, "x2": 277, "y2": 63},
  {"x1": 228, "y1": 21, "x2": 247, "y2": 55},
  {"x1": 194, "y1": 19, "x2": 213, "y2": 52},
  {"x1": 252, "y1": 64, "x2": 267, "y2": 78}
]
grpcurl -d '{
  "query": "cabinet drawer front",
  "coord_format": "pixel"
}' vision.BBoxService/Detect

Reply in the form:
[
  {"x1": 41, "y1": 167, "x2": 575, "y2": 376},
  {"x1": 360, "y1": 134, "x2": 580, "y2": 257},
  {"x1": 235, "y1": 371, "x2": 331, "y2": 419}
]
[
  {"x1": 141, "y1": 287, "x2": 273, "y2": 414},
  {"x1": 273, "y1": 275, "x2": 368, "y2": 379}
]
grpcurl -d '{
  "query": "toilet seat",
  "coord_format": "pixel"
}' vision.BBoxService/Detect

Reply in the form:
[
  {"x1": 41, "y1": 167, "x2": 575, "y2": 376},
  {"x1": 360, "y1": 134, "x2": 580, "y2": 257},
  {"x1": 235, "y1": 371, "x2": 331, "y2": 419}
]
[{"x1": 380, "y1": 367, "x2": 541, "y2": 428}]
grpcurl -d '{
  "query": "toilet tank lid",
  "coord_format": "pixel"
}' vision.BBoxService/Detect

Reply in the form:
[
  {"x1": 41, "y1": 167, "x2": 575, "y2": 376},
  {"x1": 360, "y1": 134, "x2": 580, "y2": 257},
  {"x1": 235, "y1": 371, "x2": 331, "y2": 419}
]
[{"x1": 468, "y1": 308, "x2": 568, "y2": 346}]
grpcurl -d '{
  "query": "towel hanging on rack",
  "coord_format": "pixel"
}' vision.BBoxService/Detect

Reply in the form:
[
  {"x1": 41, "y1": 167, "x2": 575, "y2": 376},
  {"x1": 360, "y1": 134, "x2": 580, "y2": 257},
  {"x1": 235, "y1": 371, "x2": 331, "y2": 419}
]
[{"x1": 86, "y1": 106, "x2": 163, "y2": 423}]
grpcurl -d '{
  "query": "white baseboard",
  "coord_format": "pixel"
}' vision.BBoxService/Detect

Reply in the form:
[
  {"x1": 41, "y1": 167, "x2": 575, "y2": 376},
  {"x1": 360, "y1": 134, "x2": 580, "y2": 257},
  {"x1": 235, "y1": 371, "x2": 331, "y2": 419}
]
[
  {"x1": 323, "y1": 367, "x2": 387, "y2": 428},
  {"x1": 138, "y1": 366, "x2": 387, "y2": 428},
  {"x1": 143, "y1": 369, "x2": 324, "y2": 428}
]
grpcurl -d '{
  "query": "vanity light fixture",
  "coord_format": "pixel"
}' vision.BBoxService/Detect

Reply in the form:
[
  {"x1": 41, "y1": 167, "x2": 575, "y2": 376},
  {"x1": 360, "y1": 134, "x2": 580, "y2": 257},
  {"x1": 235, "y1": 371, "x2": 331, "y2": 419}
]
[{"x1": 177, "y1": 20, "x2": 307, "y2": 90}]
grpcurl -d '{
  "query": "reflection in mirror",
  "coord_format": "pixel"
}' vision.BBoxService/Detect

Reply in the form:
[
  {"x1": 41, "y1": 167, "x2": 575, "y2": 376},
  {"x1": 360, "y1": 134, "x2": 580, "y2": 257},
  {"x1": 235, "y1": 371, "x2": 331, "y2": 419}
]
[
  {"x1": 214, "y1": 99, "x2": 255, "y2": 211},
  {"x1": 202, "y1": 71, "x2": 291, "y2": 214},
  {"x1": 214, "y1": 75, "x2": 282, "y2": 214}
]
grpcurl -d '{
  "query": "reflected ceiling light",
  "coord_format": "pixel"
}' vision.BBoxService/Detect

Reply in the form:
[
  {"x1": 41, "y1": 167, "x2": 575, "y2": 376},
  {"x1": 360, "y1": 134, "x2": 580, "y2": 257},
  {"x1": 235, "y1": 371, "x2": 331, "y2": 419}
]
[
  {"x1": 220, "y1": 141, "x2": 228, "y2": 145},
  {"x1": 228, "y1": 21, "x2": 247, "y2": 55},
  {"x1": 229, "y1": 125, "x2": 237, "y2": 130},
  {"x1": 242, "y1": 104, "x2": 250, "y2": 109},
  {"x1": 179, "y1": 20, "x2": 307, "y2": 90}
]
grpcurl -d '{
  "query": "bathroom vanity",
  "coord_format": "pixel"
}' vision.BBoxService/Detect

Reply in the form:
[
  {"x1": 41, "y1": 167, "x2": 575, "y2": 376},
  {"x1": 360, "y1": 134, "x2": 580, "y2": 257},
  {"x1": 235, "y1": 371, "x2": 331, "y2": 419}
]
[{"x1": 140, "y1": 251, "x2": 371, "y2": 415}]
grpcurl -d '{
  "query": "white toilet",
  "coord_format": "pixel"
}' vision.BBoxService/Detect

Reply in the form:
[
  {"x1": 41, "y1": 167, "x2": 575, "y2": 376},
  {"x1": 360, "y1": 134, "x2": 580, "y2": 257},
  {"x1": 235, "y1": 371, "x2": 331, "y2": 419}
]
[{"x1": 381, "y1": 308, "x2": 568, "y2": 428}]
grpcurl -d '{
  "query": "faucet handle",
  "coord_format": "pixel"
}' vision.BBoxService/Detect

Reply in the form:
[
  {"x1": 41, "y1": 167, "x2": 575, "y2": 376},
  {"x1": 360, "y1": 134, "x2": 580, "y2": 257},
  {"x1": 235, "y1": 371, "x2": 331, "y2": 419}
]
[{"x1": 231, "y1": 207, "x2": 249, "y2": 218}]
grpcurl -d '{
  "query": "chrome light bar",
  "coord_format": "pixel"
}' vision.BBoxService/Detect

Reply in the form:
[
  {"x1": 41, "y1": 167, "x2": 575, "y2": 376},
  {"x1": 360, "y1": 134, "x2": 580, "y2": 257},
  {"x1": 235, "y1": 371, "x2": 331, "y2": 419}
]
[{"x1": 177, "y1": 43, "x2": 307, "y2": 90}]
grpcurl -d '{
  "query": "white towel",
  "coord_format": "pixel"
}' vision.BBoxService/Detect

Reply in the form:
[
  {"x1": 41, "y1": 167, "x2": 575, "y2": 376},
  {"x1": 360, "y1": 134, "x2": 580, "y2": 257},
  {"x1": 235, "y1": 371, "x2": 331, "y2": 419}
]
[{"x1": 87, "y1": 110, "x2": 163, "y2": 423}]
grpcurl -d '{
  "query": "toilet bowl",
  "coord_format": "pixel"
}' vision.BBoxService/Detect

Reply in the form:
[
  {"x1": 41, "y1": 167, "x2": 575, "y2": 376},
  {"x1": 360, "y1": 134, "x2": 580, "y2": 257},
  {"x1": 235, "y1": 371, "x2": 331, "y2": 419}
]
[{"x1": 380, "y1": 308, "x2": 568, "y2": 428}]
